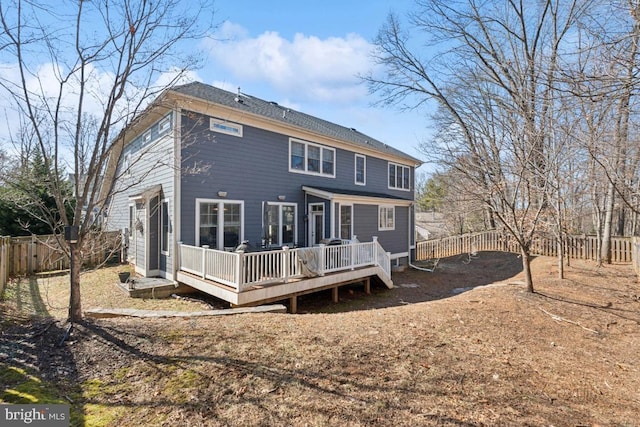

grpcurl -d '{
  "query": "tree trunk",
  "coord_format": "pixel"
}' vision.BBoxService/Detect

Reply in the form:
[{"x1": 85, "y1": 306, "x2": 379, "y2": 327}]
[
  {"x1": 601, "y1": 180, "x2": 615, "y2": 265},
  {"x1": 521, "y1": 247, "x2": 534, "y2": 293},
  {"x1": 557, "y1": 236, "x2": 564, "y2": 279},
  {"x1": 68, "y1": 242, "x2": 82, "y2": 322}
]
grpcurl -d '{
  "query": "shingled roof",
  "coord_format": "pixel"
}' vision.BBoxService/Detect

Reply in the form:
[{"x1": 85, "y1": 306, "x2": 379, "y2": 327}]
[{"x1": 170, "y1": 82, "x2": 420, "y2": 164}]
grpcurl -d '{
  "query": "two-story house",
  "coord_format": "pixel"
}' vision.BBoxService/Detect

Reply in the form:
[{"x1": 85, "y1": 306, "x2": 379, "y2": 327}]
[{"x1": 103, "y1": 82, "x2": 421, "y2": 309}]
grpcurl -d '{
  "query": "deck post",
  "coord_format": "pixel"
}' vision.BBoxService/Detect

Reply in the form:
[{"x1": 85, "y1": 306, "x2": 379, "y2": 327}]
[
  {"x1": 364, "y1": 277, "x2": 370, "y2": 294},
  {"x1": 318, "y1": 244, "x2": 326, "y2": 276},
  {"x1": 350, "y1": 243, "x2": 355, "y2": 270},
  {"x1": 332, "y1": 286, "x2": 339, "y2": 303},
  {"x1": 282, "y1": 246, "x2": 290, "y2": 283},
  {"x1": 289, "y1": 295, "x2": 297, "y2": 314},
  {"x1": 236, "y1": 251, "x2": 244, "y2": 291},
  {"x1": 176, "y1": 241, "x2": 182, "y2": 274},
  {"x1": 372, "y1": 236, "x2": 378, "y2": 266},
  {"x1": 201, "y1": 245, "x2": 209, "y2": 279}
]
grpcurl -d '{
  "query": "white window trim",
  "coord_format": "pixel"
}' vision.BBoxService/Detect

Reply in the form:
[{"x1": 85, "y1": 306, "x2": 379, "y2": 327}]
[
  {"x1": 378, "y1": 205, "x2": 395, "y2": 231},
  {"x1": 210, "y1": 117, "x2": 243, "y2": 137},
  {"x1": 289, "y1": 138, "x2": 336, "y2": 178},
  {"x1": 143, "y1": 130, "x2": 152, "y2": 144},
  {"x1": 264, "y1": 202, "x2": 298, "y2": 247},
  {"x1": 354, "y1": 154, "x2": 366, "y2": 186},
  {"x1": 161, "y1": 199, "x2": 170, "y2": 256},
  {"x1": 388, "y1": 162, "x2": 411, "y2": 191},
  {"x1": 339, "y1": 204, "x2": 354, "y2": 240},
  {"x1": 195, "y1": 198, "x2": 245, "y2": 250}
]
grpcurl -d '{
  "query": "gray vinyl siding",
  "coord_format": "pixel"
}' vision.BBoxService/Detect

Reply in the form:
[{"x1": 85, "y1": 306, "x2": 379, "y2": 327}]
[
  {"x1": 105, "y1": 112, "x2": 175, "y2": 276},
  {"x1": 179, "y1": 110, "x2": 413, "y2": 253},
  {"x1": 353, "y1": 205, "x2": 409, "y2": 255}
]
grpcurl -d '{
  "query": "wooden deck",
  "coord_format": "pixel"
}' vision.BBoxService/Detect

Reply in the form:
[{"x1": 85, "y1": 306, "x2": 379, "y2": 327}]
[
  {"x1": 177, "y1": 265, "x2": 391, "y2": 313},
  {"x1": 176, "y1": 239, "x2": 393, "y2": 312}
]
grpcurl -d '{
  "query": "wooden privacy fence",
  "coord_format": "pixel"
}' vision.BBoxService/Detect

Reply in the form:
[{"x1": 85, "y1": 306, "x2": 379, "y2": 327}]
[
  {"x1": 416, "y1": 231, "x2": 634, "y2": 264},
  {"x1": 0, "y1": 231, "x2": 122, "y2": 295}
]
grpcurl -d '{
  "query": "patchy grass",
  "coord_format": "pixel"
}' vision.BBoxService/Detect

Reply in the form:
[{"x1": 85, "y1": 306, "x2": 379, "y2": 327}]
[
  {"x1": 2, "y1": 265, "x2": 213, "y2": 321},
  {"x1": 1, "y1": 254, "x2": 639, "y2": 426}
]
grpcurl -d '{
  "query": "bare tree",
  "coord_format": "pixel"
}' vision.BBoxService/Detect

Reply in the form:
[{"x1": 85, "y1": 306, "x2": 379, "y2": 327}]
[
  {"x1": 0, "y1": 0, "x2": 214, "y2": 321},
  {"x1": 562, "y1": 0, "x2": 640, "y2": 261},
  {"x1": 365, "y1": 0, "x2": 590, "y2": 292}
]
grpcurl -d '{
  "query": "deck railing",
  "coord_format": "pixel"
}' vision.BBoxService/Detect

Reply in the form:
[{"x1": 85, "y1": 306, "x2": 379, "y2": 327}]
[{"x1": 178, "y1": 238, "x2": 391, "y2": 292}]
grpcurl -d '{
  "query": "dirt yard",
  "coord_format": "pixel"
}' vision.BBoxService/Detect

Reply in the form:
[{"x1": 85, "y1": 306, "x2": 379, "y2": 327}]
[{"x1": 1, "y1": 252, "x2": 639, "y2": 426}]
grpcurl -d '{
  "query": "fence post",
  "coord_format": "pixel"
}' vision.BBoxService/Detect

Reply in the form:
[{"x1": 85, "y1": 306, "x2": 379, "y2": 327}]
[
  {"x1": 27, "y1": 235, "x2": 35, "y2": 275},
  {"x1": 0, "y1": 237, "x2": 7, "y2": 296}
]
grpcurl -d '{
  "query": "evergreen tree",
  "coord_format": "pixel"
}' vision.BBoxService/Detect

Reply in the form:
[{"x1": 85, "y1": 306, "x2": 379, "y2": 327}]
[{"x1": 0, "y1": 151, "x2": 74, "y2": 236}]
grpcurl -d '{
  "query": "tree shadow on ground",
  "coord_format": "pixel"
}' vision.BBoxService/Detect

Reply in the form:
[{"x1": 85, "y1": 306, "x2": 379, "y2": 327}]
[
  {"x1": 298, "y1": 251, "x2": 525, "y2": 313},
  {"x1": 0, "y1": 277, "x2": 86, "y2": 426},
  {"x1": 74, "y1": 320, "x2": 481, "y2": 427}
]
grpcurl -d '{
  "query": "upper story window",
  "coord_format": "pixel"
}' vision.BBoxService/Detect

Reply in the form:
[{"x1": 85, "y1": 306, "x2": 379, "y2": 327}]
[
  {"x1": 210, "y1": 118, "x2": 243, "y2": 137},
  {"x1": 355, "y1": 154, "x2": 366, "y2": 185},
  {"x1": 388, "y1": 162, "x2": 410, "y2": 191},
  {"x1": 159, "y1": 116, "x2": 171, "y2": 134},
  {"x1": 289, "y1": 139, "x2": 335, "y2": 177}
]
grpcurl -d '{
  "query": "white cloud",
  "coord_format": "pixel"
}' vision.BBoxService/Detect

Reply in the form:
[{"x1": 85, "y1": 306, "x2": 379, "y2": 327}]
[
  {"x1": 153, "y1": 68, "x2": 201, "y2": 90},
  {"x1": 204, "y1": 22, "x2": 375, "y2": 104}
]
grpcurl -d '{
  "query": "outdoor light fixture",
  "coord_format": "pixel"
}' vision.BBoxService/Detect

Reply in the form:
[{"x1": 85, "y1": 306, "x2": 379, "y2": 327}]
[
  {"x1": 218, "y1": 191, "x2": 227, "y2": 198},
  {"x1": 278, "y1": 195, "x2": 286, "y2": 201}
]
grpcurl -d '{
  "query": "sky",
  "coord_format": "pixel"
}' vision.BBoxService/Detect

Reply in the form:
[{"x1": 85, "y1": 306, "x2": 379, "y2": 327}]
[
  {"x1": 0, "y1": 0, "x2": 435, "y2": 174},
  {"x1": 195, "y1": 0, "x2": 433, "y2": 171}
]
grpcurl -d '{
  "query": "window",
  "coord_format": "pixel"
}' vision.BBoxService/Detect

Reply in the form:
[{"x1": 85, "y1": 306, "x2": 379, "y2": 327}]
[
  {"x1": 210, "y1": 118, "x2": 243, "y2": 137},
  {"x1": 161, "y1": 200, "x2": 170, "y2": 254},
  {"x1": 308, "y1": 145, "x2": 320, "y2": 172},
  {"x1": 322, "y1": 149, "x2": 334, "y2": 175},
  {"x1": 378, "y1": 206, "x2": 395, "y2": 231},
  {"x1": 159, "y1": 116, "x2": 171, "y2": 133},
  {"x1": 355, "y1": 154, "x2": 366, "y2": 185},
  {"x1": 123, "y1": 153, "x2": 131, "y2": 176},
  {"x1": 197, "y1": 200, "x2": 243, "y2": 250},
  {"x1": 340, "y1": 205, "x2": 352, "y2": 240},
  {"x1": 224, "y1": 204, "x2": 242, "y2": 248},
  {"x1": 199, "y1": 203, "x2": 218, "y2": 247},
  {"x1": 290, "y1": 141, "x2": 305, "y2": 171},
  {"x1": 265, "y1": 203, "x2": 297, "y2": 247},
  {"x1": 143, "y1": 131, "x2": 152, "y2": 144},
  {"x1": 388, "y1": 162, "x2": 410, "y2": 190},
  {"x1": 289, "y1": 138, "x2": 335, "y2": 177}
]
